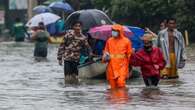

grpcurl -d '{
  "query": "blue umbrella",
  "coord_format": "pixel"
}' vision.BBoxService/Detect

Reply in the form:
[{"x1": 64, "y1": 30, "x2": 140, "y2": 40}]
[
  {"x1": 126, "y1": 26, "x2": 145, "y2": 51},
  {"x1": 49, "y1": 1, "x2": 74, "y2": 13},
  {"x1": 33, "y1": 5, "x2": 51, "y2": 14}
]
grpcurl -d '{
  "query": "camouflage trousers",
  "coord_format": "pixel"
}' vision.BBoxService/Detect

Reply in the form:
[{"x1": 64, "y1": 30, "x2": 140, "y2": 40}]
[{"x1": 64, "y1": 61, "x2": 79, "y2": 84}]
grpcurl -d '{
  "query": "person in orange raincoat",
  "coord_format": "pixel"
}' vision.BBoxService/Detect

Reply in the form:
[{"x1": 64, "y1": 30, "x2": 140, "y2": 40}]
[{"x1": 102, "y1": 24, "x2": 133, "y2": 89}]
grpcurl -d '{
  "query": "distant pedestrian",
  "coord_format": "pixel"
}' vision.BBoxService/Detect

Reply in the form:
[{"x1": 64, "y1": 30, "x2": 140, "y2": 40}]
[
  {"x1": 12, "y1": 18, "x2": 27, "y2": 42},
  {"x1": 159, "y1": 20, "x2": 167, "y2": 31},
  {"x1": 32, "y1": 22, "x2": 50, "y2": 61}
]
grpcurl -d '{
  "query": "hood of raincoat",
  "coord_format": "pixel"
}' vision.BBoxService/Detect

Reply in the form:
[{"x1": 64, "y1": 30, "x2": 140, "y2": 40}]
[{"x1": 112, "y1": 24, "x2": 125, "y2": 38}]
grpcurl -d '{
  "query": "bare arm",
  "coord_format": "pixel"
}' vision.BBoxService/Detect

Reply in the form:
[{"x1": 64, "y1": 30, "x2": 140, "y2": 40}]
[
  {"x1": 31, "y1": 31, "x2": 38, "y2": 41},
  {"x1": 57, "y1": 37, "x2": 65, "y2": 61},
  {"x1": 83, "y1": 38, "x2": 93, "y2": 56},
  {"x1": 145, "y1": 27, "x2": 158, "y2": 38}
]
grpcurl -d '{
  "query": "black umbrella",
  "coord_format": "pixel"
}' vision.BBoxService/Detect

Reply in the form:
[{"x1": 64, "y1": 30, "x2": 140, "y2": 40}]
[{"x1": 65, "y1": 9, "x2": 113, "y2": 31}]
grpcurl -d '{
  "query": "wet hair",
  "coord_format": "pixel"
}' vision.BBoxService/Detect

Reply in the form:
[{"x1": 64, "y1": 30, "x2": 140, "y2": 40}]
[
  {"x1": 167, "y1": 17, "x2": 176, "y2": 23},
  {"x1": 38, "y1": 22, "x2": 45, "y2": 30},
  {"x1": 71, "y1": 21, "x2": 83, "y2": 28}
]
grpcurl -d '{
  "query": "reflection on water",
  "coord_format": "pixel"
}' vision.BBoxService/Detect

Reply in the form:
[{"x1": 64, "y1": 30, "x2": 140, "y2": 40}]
[
  {"x1": 140, "y1": 87, "x2": 165, "y2": 104},
  {"x1": 106, "y1": 88, "x2": 131, "y2": 104},
  {"x1": 0, "y1": 42, "x2": 195, "y2": 110}
]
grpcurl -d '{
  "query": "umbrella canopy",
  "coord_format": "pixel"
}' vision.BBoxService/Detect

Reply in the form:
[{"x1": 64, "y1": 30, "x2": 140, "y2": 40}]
[
  {"x1": 26, "y1": 13, "x2": 60, "y2": 28},
  {"x1": 49, "y1": 1, "x2": 74, "y2": 13},
  {"x1": 126, "y1": 26, "x2": 145, "y2": 51},
  {"x1": 44, "y1": 0, "x2": 64, "y2": 5},
  {"x1": 65, "y1": 9, "x2": 113, "y2": 31},
  {"x1": 88, "y1": 25, "x2": 133, "y2": 41},
  {"x1": 33, "y1": 5, "x2": 51, "y2": 14},
  {"x1": 126, "y1": 26, "x2": 145, "y2": 37}
]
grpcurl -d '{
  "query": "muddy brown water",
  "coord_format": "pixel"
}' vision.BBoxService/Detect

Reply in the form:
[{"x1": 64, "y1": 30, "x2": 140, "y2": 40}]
[{"x1": 0, "y1": 42, "x2": 195, "y2": 110}]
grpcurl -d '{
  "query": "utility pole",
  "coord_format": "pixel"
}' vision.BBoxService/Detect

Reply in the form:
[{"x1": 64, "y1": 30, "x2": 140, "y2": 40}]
[{"x1": 27, "y1": 0, "x2": 38, "y2": 20}]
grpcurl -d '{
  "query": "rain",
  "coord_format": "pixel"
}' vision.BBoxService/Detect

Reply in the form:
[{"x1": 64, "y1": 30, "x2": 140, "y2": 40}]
[{"x1": 0, "y1": 0, "x2": 195, "y2": 110}]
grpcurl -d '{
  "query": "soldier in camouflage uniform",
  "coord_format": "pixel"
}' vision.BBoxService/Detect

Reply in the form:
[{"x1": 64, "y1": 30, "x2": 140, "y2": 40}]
[{"x1": 57, "y1": 21, "x2": 92, "y2": 84}]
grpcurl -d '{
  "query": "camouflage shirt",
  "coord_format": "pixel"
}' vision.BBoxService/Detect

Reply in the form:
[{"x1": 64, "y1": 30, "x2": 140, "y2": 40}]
[{"x1": 57, "y1": 30, "x2": 91, "y2": 62}]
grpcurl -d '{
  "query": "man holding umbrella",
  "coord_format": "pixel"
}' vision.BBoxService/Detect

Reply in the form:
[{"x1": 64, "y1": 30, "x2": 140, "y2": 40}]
[{"x1": 57, "y1": 21, "x2": 93, "y2": 84}]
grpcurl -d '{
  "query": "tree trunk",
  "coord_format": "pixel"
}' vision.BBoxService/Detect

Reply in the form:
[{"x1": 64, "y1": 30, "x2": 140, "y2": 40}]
[
  {"x1": 28, "y1": 0, "x2": 38, "y2": 20},
  {"x1": 69, "y1": 0, "x2": 80, "y2": 11}
]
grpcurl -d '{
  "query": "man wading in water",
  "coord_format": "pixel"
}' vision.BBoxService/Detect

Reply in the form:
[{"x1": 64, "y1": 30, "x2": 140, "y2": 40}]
[
  {"x1": 57, "y1": 21, "x2": 93, "y2": 84},
  {"x1": 157, "y1": 18, "x2": 187, "y2": 79}
]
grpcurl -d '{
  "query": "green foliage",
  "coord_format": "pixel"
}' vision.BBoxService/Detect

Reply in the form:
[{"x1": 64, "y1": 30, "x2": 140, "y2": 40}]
[
  {"x1": 43, "y1": 0, "x2": 64, "y2": 5},
  {"x1": 90, "y1": 0, "x2": 195, "y2": 41}
]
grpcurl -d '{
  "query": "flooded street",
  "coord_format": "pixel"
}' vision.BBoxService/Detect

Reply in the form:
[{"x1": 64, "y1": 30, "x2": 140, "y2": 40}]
[{"x1": 0, "y1": 42, "x2": 195, "y2": 110}]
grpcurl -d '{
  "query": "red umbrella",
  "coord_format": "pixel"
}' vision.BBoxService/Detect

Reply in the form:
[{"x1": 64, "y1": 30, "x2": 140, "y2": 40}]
[{"x1": 88, "y1": 25, "x2": 133, "y2": 41}]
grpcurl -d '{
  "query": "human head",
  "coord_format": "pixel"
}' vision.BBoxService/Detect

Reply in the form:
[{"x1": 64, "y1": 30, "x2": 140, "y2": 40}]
[
  {"x1": 38, "y1": 22, "x2": 45, "y2": 30},
  {"x1": 111, "y1": 24, "x2": 124, "y2": 38},
  {"x1": 72, "y1": 21, "x2": 82, "y2": 33},
  {"x1": 160, "y1": 21, "x2": 166, "y2": 30},
  {"x1": 167, "y1": 18, "x2": 176, "y2": 31},
  {"x1": 142, "y1": 33, "x2": 153, "y2": 53}
]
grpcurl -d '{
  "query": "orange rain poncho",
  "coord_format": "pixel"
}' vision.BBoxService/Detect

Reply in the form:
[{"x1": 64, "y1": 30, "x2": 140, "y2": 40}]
[{"x1": 103, "y1": 24, "x2": 133, "y2": 89}]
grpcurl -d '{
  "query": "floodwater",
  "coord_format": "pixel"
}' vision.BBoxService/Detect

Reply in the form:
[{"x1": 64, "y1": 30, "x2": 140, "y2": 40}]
[{"x1": 0, "y1": 42, "x2": 195, "y2": 110}]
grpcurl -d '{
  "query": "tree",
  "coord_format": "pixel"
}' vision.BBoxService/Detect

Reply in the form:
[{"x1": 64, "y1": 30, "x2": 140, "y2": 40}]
[
  {"x1": 70, "y1": 0, "x2": 195, "y2": 41},
  {"x1": 90, "y1": 0, "x2": 195, "y2": 41},
  {"x1": 67, "y1": 0, "x2": 80, "y2": 10}
]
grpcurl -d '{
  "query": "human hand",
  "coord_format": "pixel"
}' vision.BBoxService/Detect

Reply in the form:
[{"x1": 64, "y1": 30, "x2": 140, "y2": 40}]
[
  {"x1": 59, "y1": 60, "x2": 63, "y2": 66},
  {"x1": 103, "y1": 52, "x2": 110, "y2": 62},
  {"x1": 145, "y1": 27, "x2": 151, "y2": 33}
]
